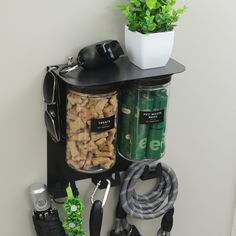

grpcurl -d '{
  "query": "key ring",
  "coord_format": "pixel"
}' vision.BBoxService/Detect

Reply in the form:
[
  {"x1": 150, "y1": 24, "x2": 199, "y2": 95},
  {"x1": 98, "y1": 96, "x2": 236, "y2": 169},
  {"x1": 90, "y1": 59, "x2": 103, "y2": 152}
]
[
  {"x1": 59, "y1": 56, "x2": 79, "y2": 75},
  {"x1": 90, "y1": 179, "x2": 111, "y2": 207}
]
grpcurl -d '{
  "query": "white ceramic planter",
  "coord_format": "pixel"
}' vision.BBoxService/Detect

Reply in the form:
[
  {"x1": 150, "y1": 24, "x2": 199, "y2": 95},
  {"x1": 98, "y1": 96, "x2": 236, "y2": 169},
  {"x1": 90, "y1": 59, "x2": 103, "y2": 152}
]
[{"x1": 125, "y1": 26, "x2": 175, "y2": 69}]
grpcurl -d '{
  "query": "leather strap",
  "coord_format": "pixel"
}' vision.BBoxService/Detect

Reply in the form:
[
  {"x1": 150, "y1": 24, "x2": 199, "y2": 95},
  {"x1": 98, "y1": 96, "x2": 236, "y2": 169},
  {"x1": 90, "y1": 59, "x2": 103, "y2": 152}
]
[{"x1": 89, "y1": 200, "x2": 103, "y2": 236}]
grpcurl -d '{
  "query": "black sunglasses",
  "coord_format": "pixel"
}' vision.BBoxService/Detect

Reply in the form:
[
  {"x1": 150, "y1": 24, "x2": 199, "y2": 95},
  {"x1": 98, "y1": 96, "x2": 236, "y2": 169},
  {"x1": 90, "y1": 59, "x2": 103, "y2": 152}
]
[{"x1": 43, "y1": 68, "x2": 61, "y2": 142}]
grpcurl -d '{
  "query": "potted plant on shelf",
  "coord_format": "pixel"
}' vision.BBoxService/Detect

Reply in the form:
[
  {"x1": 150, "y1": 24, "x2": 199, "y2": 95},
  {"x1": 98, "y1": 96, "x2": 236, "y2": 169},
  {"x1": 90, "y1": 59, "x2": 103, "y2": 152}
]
[{"x1": 117, "y1": 0, "x2": 187, "y2": 69}]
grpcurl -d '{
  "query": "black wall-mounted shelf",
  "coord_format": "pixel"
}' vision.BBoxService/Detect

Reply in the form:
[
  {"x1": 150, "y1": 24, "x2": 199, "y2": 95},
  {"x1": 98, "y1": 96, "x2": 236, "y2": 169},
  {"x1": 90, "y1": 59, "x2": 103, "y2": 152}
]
[
  {"x1": 55, "y1": 56, "x2": 185, "y2": 87},
  {"x1": 47, "y1": 57, "x2": 185, "y2": 198}
]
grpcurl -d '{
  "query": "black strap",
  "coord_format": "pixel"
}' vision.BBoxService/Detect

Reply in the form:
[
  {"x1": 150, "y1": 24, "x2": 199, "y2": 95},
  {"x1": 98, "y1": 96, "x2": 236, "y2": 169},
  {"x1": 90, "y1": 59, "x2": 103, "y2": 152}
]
[
  {"x1": 161, "y1": 208, "x2": 174, "y2": 232},
  {"x1": 130, "y1": 226, "x2": 142, "y2": 236},
  {"x1": 116, "y1": 200, "x2": 127, "y2": 219},
  {"x1": 110, "y1": 201, "x2": 142, "y2": 236},
  {"x1": 90, "y1": 200, "x2": 103, "y2": 236}
]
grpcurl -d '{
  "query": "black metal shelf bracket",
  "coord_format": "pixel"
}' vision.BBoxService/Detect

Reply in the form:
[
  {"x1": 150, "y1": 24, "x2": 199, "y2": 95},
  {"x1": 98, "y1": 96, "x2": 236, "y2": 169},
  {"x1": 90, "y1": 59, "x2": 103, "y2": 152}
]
[{"x1": 46, "y1": 57, "x2": 185, "y2": 198}]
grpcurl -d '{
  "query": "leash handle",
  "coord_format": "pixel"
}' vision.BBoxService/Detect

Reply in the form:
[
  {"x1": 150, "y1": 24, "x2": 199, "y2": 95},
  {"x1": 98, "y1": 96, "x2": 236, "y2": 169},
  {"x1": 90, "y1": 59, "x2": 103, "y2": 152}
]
[{"x1": 90, "y1": 200, "x2": 103, "y2": 236}]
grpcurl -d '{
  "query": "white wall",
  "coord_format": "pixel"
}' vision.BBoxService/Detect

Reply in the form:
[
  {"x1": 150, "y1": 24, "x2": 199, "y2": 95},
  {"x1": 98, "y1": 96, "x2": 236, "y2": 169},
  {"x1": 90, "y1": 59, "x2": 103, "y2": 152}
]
[{"x1": 0, "y1": 0, "x2": 236, "y2": 236}]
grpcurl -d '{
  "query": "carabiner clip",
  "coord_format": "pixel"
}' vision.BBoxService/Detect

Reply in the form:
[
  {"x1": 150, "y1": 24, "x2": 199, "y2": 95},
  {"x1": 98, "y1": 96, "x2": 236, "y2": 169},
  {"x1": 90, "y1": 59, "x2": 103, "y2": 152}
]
[
  {"x1": 90, "y1": 179, "x2": 111, "y2": 207},
  {"x1": 59, "y1": 56, "x2": 79, "y2": 74}
]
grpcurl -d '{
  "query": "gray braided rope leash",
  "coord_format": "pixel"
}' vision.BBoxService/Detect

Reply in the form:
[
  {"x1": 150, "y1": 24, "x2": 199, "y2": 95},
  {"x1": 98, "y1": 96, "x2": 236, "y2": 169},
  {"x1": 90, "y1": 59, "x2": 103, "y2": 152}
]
[{"x1": 120, "y1": 160, "x2": 178, "y2": 235}]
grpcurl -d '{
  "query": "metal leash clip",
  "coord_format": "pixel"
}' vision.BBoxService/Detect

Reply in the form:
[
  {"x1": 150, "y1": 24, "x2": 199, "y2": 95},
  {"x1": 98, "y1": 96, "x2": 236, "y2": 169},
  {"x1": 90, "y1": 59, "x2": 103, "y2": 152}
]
[
  {"x1": 91, "y1": 179, "x2": 111, "y2": 207},
  {"x1": 60, "y1": 56, "x2": 79, "y2": 74}
]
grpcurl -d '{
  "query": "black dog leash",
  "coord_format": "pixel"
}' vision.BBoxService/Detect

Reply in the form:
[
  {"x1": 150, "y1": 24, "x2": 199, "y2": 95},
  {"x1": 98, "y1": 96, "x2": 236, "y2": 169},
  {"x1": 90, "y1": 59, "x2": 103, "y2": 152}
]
[
  {"x1": 111, "y1": 200, "x2": 174, "y2": 236},
  {"x1": 90, "y1": 200, "x2": 103, "y2": 236},
  {"x1": 110, "y1": 200, "x2": 141, "y2": 236},
  {"x1": 90, "y1": 180, "x2": 111, "y2": 236}
]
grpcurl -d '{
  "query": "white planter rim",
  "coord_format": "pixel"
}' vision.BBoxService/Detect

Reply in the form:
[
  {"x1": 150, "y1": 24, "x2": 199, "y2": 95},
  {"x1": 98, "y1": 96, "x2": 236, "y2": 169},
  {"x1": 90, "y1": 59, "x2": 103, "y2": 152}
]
[
  {"x1": 125, "y1": 25, "x2": 175, "y2": 69},
  {"x1": 125, "y1": 25, "x2": 175, "y2": 36}
]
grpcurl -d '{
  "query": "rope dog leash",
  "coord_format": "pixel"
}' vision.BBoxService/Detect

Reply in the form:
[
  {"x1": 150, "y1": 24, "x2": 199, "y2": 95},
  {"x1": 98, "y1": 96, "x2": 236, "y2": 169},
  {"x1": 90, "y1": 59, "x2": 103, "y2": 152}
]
[{"x1": 111, "y1": 161, "x2": 178, "y2": 236}]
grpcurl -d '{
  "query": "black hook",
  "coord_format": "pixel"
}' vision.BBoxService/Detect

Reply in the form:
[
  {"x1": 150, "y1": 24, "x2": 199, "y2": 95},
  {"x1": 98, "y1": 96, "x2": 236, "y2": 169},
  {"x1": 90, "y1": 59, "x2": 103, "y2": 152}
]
[{"x1": 140, "y1": 163, "x2": 162, "y2": 181}]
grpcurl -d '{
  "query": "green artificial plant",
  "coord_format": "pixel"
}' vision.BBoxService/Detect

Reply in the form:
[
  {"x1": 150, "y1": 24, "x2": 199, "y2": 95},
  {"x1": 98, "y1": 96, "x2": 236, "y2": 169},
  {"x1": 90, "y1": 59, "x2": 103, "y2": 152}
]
[{"x1": 117, "y1": 0, "x2": 187, "y2": 34}]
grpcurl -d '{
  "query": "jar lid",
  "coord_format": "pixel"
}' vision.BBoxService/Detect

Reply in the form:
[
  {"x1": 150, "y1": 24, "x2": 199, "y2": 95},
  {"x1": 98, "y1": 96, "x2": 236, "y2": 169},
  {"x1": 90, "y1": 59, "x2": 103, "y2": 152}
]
[
  {"x1": 131, "y1": 75, "x2": 171, "y2": 87},
  {"x1": 68, "y1": 83, "x2": 118, "y2": 94}
]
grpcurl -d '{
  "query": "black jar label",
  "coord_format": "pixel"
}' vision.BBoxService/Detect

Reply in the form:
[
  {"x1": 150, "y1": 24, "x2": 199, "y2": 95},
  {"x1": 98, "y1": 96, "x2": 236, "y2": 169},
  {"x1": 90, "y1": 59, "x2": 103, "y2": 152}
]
[
  {"x1": 139, "y1": 110, "x2": 164, "y2": 124},
  {"x1": 91, "y1": 115, "x2": 115, "y2": 132}
]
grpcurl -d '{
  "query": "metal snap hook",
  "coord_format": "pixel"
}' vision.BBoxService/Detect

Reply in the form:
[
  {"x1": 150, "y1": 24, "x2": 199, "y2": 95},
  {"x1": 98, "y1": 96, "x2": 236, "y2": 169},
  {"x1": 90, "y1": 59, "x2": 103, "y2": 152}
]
[
  {"x1": 67, "y1": 57, "x2": 74, "y2": 66},
  {"x1": 90, "y1": 179, "x2": 111, "y2": 207},
  {"x1": 59, "y1": 56, "x2": 79, "y2": 74}
]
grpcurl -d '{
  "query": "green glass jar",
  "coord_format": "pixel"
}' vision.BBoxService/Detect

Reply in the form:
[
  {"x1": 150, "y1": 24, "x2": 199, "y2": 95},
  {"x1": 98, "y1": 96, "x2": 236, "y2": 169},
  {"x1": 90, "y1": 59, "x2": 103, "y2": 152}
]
[{"x1": 118, "y1": 76, "x2": 170, "y2": 161}]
